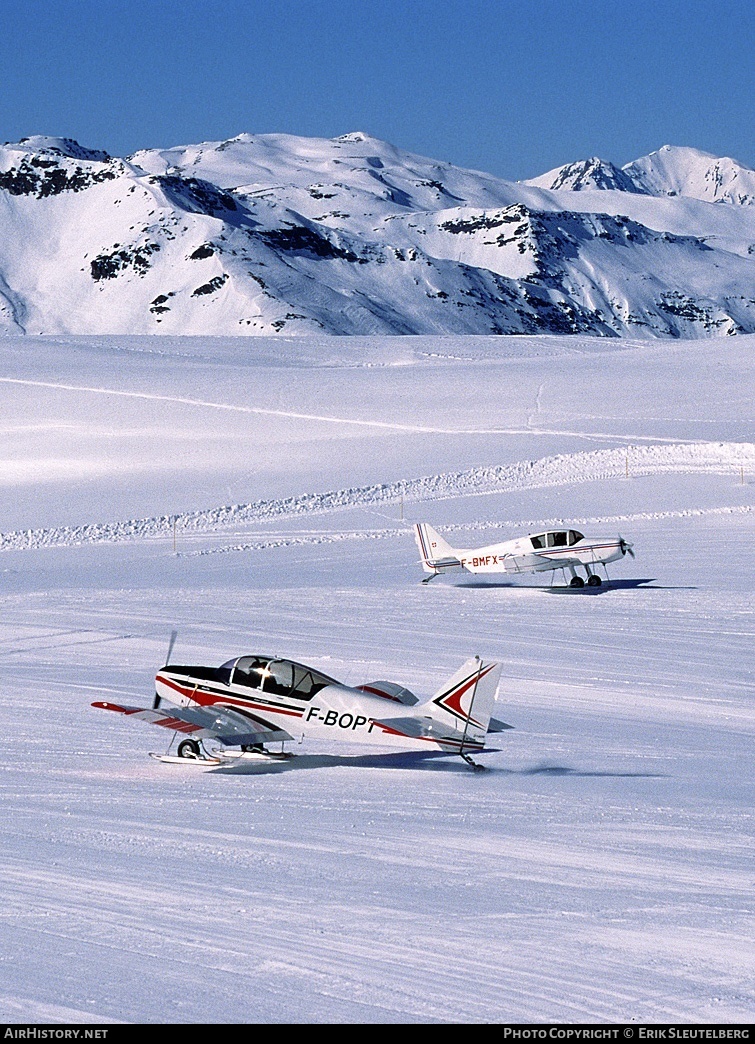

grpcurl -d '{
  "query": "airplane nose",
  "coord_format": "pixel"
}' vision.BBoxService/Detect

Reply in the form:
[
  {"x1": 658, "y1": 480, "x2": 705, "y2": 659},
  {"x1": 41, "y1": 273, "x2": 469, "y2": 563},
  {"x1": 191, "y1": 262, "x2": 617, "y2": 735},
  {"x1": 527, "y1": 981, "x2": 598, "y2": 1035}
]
[{"x1": 618, "y1": 536, "x2": 635, "y2": 558}]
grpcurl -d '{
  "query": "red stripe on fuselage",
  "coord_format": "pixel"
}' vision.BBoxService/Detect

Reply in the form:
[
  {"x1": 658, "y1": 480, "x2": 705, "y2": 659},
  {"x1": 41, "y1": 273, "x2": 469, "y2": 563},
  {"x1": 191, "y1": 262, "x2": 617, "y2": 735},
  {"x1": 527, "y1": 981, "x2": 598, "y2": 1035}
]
[{"x1": 155, "y1": 674, "x2": 305, "y2": 718}]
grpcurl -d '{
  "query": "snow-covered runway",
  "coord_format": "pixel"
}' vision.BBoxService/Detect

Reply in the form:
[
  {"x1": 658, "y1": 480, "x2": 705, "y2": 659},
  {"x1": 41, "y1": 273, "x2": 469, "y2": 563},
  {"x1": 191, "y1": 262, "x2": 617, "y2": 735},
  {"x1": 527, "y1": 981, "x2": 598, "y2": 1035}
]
[{"x1": 0, "y1": 333, "x2": 752, "y2": 1023}]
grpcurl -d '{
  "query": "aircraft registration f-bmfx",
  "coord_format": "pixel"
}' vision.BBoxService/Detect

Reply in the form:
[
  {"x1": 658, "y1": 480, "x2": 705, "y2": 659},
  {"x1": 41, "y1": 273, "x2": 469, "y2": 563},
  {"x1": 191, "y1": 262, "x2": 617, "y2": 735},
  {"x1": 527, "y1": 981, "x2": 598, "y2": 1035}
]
[
  {"x1": 92, "y1": 654, "x2": 508, "y2": 770},
  {"x1": 414, "y1": 522, "x2": 634, "y2": 587}
]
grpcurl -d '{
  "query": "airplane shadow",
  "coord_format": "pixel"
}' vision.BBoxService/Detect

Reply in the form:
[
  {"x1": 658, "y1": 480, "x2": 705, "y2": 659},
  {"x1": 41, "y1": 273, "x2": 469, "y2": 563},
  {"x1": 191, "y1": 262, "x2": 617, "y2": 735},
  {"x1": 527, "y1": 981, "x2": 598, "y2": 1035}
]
[
  {"x1": 455, "y1": 580, "x2": 522, "y2": 589},
  {"x1": 490, "y1": 763, "x2": 668, "y2": 779},
  {"x1": 543, "y1": 578, "x2": 698, "y2": 594},
  {"x1": 210, "y1": 749, "x2": 456, "y2": 775},
  {"x1": 453, "y1": 578, "x2": 697, "y2": 594},
  {"x1": 209, "y1": 750, "x2": 667, "y2": 778},
  {"x1": 543, "y1": 577, "x2": 657, "y2": 595}
]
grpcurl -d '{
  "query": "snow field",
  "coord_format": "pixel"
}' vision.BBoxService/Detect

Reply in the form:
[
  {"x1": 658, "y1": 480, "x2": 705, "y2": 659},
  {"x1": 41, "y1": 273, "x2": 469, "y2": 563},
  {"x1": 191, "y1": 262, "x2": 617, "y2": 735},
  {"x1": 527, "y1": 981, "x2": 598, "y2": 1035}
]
[{"x1": 0, "y1": 332, "x2": 752, "y2": 1023}]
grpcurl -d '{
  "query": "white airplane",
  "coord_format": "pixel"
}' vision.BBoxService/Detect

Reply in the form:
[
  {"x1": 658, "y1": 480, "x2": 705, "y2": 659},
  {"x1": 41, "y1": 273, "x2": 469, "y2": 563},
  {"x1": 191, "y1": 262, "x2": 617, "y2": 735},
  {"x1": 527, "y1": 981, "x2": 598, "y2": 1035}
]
[
  {"x1": 93, "y1": 650, "x2": 508, "y2": 770},
  {"x1": 414, "y1": 522, "x2": 634, "y2": 588}
]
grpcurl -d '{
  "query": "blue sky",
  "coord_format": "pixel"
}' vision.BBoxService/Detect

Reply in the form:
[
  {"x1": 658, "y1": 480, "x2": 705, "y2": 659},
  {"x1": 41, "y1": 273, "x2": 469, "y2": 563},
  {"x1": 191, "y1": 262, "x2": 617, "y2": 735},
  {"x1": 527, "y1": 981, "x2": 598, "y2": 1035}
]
[{"x1": 2, "y1": 0, "x2": 752, "y2": 180}]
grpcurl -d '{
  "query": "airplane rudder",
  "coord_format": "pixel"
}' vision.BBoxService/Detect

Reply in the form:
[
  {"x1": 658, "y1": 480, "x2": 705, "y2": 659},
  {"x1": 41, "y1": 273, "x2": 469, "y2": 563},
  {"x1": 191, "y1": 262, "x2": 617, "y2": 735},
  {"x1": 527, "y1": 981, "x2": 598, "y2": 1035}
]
[
  {"x1": 428, "y1": 656, "x2": 501, "y2": 738},
  {"x1": 414, "y1": 522, "x2": 436, "y2": 572},
  {"x1": 421, "y1": 522, "x2": 456, "y2": 557},
  {"x1": 466, "y1": 658, "x2": 502, "y2": 732}
]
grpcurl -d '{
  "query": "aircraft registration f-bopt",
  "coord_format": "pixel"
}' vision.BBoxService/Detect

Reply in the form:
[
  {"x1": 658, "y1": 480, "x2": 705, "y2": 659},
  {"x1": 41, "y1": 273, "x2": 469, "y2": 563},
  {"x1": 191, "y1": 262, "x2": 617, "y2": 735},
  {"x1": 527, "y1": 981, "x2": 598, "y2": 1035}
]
[
  {"x1": 414, "y1": 522, "x2": 634, "y2": 588},
  {"x1": 93, "y1": 651, "x2": 508, "y2": 770}
]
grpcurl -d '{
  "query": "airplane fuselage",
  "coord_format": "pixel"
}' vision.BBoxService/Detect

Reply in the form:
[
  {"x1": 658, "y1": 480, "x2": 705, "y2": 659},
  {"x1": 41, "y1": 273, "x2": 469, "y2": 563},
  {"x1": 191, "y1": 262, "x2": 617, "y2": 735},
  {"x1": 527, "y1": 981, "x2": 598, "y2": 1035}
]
[
  {"x1": 154, "y1": 658, "x2": 486, "y2": 754},
  {"x1": 95, "y1": 654, "x2": 503, "y2": 763},
  {"x1": 415, "y1": 522, "x2": 630, "y2": 578},
  {"x1": 457, "y1": 534, "x2": 627, "y2": 574}
]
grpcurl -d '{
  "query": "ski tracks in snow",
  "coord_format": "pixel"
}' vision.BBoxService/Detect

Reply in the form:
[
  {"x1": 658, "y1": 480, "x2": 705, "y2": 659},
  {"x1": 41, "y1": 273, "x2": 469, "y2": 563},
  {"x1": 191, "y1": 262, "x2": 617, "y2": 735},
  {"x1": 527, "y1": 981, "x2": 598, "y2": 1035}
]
[
  {"x1": 1, "y1": 441, "x2": 753, "y2": 552},
  {"x1": 0, "y1": 376, "x2": 732, "y2": 443},
  {"x1": 180, "y1": 502, "x2": 754, "y2": 560}
]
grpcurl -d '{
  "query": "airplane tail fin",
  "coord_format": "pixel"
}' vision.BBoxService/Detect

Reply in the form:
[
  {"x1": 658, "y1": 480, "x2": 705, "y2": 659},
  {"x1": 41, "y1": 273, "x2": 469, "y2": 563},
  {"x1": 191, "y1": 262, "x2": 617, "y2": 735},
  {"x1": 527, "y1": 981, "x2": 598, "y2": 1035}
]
[
  {"x1": 423, "y1": 656, "x2": 502, "y2": 747},
  {"x1": 414, "y1": 522, "x2": 461, "y2": 574}
]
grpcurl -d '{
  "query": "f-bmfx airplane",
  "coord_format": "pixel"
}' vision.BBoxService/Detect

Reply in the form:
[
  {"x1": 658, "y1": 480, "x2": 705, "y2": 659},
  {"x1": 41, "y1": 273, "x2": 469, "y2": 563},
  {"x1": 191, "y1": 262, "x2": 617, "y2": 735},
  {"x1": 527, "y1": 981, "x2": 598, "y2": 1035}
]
[
  {"x1": 93, "y1": 650, "x2": 508, "y2": 770},
  {"x1": 414, "y1": 522, "x2": 634, "y2": 587}
]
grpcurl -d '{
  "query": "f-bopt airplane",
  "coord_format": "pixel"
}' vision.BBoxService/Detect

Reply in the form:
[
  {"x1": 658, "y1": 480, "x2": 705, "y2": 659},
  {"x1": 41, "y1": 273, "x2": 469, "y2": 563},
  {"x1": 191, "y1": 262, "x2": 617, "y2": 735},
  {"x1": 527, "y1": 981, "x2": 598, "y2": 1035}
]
[
  {"x1": 414, "y1": 522, "x2": 634, "y2": 587},
  {"x1": 93, "y1": 651, "x2": 508, "y2": 770}
]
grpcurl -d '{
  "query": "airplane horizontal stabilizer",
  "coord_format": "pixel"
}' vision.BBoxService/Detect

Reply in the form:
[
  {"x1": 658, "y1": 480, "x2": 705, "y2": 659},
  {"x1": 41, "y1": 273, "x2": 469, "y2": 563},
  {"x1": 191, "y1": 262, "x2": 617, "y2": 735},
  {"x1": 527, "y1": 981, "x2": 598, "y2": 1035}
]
[{"x1": 372, "y1": 715, "x2": 466, "y2": 743}]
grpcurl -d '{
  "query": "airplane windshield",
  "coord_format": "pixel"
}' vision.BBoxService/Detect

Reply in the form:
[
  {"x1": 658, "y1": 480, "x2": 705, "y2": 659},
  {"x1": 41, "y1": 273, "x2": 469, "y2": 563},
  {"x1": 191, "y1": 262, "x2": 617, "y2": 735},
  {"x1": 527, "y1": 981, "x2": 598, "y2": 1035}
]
[
  {"x1": 224, "y1": 656, "x2": 337, "y2": 701},
  {"x1": 290, "y1": 663, "x2": 336, "y2": 700},
  {"x1": 532, "y1": 531, "x2": 583, "y2": 549},
  {"x1": 263, "y1": 660, "x2": 337, "y2": 700},
  {"x1": 227, "y1": 656, "x2": 271, "y2": 690},
  {"x1": 263, "y1": 659, "x2": 294, "y2": 696}
]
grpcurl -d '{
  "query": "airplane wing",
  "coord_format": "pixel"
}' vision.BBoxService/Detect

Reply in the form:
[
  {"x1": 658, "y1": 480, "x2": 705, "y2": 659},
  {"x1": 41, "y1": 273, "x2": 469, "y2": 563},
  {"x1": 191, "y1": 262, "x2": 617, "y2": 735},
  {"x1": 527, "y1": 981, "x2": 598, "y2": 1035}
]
[
  {"x1": 92, "y1": 701, "x2": 293, "y2": 746},
  {"x1": 505, "y1": 550, "x2": 582, "y2": 574},
  {"x1": 531, "y1": 551, "x2": 581, "y2": 564}
]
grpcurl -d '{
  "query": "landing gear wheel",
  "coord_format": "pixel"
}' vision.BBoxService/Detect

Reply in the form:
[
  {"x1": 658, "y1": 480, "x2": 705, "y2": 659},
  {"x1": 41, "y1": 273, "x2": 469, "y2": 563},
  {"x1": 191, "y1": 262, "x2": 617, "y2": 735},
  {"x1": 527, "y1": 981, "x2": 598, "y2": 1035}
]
[
  {"x1": 569, "y1": 576, "x2": 585, "y2": 588},
  {"x1": 177, "y1": 739, "x2": 201, "y2": 759},
  {"x1": 587, "y1": 574, "x2": 602, "y2": 587}
]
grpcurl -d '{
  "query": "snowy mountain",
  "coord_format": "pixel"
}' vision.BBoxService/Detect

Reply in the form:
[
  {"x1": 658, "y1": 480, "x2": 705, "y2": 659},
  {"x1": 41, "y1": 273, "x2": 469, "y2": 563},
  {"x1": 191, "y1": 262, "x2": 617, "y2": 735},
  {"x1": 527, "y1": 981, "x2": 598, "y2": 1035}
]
[
  {"x1": 1, "y1": 132, "x2": 754, "y2": 337},
  {"x1": 522, "y1": 156, "x2": 646, "y2": 194},
  {"x1": 623, "y1": 145, "x2": 755, "y2": 205},
  {"x1": 523, "y1": 144, "x2": 755, "y2": 206}
]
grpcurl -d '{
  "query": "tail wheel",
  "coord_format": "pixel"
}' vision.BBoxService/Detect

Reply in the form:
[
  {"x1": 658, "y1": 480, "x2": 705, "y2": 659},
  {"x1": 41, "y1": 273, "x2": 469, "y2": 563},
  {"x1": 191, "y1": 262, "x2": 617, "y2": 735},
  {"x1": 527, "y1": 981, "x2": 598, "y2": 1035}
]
[{"x1": 177, "y1": 739, "x2": 201, "y2": 759}]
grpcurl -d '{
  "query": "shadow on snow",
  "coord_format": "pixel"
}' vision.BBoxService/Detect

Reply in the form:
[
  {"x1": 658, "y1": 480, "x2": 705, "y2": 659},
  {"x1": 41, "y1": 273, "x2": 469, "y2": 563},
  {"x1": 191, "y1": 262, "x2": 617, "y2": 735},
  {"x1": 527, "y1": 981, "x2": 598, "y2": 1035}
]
[
  {"x1": 451, "y1": 577, "x2": 671, "y2": 593},
  {"x1": 206, "y1": 749, "x2": 667, "y2": 778}
]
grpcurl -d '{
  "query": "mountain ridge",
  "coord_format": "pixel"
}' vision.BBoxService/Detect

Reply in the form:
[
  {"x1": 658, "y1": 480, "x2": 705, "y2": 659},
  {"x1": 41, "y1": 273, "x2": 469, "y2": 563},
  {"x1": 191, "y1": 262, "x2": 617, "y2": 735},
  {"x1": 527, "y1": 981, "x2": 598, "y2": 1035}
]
[{"x1": 1, "y1": 133, "x2": 753, "y2": 338}]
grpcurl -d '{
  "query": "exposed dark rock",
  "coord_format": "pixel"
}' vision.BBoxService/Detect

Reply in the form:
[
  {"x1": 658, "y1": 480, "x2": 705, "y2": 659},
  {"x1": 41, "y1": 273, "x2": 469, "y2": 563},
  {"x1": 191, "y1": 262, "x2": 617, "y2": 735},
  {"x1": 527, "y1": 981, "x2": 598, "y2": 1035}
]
[
  {"x1": 90, "y1": 242, "x2": 161, "y2": 280},
  {"x1": 155, "y1": 175, "x2": 238, "y2": 215},
  {"x1": 256, "y1": 225, "x2": 362, "y2": 262},
  {"x1": 149, "y1": 292, "x2": 175, "y2": 314},
  {"x1": 440, "y1": 206, "x2": 528, "y2": 235},
  {"x1": 191, "y1": 274, "x2": 228, "y2": 297},
  {"x1": 189, "y1": 243, "x2": 215, "y2": 260},
  {"x1": 0, "y1": 158, "x2": 118, "y2": 198}
]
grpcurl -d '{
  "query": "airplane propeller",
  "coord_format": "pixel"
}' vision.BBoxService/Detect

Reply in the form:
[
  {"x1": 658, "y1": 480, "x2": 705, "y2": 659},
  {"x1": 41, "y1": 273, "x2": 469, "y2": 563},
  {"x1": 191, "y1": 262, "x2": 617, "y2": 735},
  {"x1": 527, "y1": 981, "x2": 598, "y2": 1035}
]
[
  {"x1": 153, "y1": 629, "x2": 178, "y2": 709},
  {"x1": 619, "y1": 536, "x2": 635, "y2": 558}
]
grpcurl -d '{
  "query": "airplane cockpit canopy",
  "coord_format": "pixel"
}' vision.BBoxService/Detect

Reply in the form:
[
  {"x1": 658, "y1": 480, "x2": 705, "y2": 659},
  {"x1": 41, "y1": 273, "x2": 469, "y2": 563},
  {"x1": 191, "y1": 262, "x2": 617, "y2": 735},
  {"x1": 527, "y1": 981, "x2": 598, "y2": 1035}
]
[
  {"x1": 530, "y1": 530, "x2": 584, "y2": 550},
  {"x1": 221, "y1": 655, "x2": 339, "y2": 701}
]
